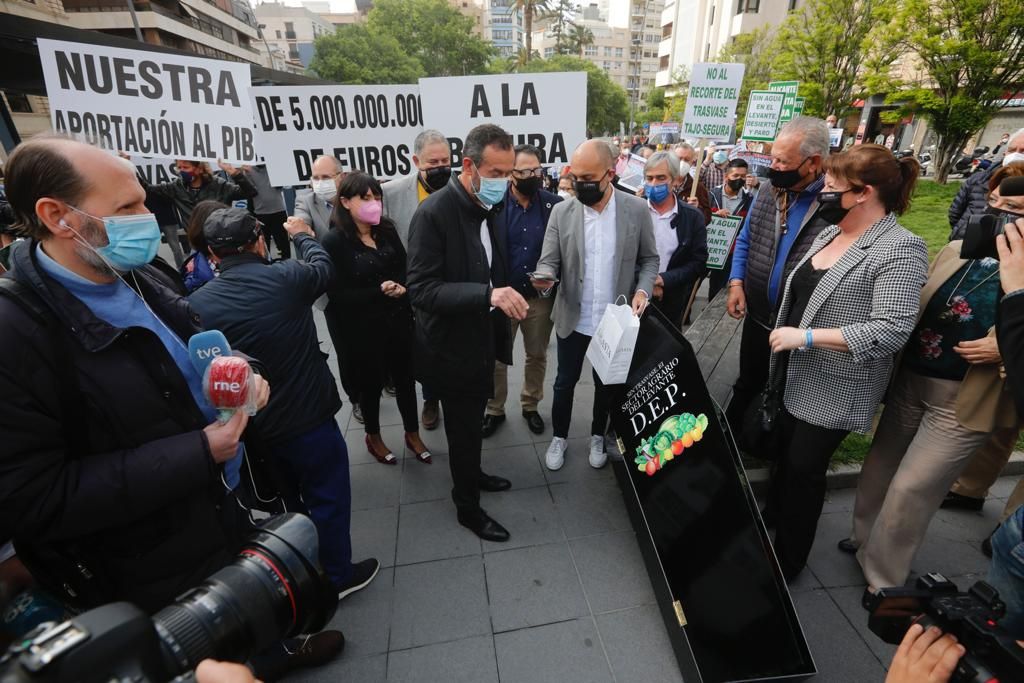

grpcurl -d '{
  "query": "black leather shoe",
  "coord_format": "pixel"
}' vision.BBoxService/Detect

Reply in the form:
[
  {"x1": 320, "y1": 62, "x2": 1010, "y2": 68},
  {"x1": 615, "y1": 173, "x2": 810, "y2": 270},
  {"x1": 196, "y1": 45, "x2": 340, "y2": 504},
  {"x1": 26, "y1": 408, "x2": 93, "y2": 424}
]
[
  {"x1": 458, "y1": 509, "x2": 510, "y2": 542},
  {"x1": 940, "y1": 491, "x2": 985, "y2": 511},
  {"x1": 285, "y1": 629, "x2": 346, "y2": 672},
  {"x1": 837, "y1": 538, "x2": 858, "y2": 555},
  {"x1": 479, "y1": 472, "x2": 512, "y2": 492},
  {"x1": 481, "y1": 414, "x2": 505, "y2": 438},
  {"x1": 523, "y1": 410, "x2": 545, "y2": 434}
]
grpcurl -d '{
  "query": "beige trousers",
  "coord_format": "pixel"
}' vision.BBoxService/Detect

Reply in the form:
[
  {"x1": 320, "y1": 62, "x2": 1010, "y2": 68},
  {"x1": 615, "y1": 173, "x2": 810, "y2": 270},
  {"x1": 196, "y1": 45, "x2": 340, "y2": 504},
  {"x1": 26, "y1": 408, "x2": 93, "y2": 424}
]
[
  {"x1": 950, "y1": 427, "x2": 1019, "y2": 508},
  {"x1": 487, "y1": 295, "x2": 554, "y2": 416},
  {"x1": 851, "y1": 370, "x2": 993, "y2": 589}
]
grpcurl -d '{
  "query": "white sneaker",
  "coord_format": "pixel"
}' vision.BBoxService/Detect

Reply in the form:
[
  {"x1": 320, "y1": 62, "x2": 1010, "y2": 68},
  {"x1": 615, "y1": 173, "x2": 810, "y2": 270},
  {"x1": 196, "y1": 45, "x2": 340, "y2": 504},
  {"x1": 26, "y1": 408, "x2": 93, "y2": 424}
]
[
  {"x1": 546, "y1": 436, "x2": 567, "y2": 471},
  {"x1": 589, "y1": 435, "x2": 607, "y2": 469}
]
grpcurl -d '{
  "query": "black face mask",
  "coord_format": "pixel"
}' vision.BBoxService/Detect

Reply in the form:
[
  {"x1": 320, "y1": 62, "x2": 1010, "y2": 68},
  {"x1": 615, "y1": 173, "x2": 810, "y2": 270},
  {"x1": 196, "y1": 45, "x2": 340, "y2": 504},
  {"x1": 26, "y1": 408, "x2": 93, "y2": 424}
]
[
  {"x1": 422, "y1": 166, "x2": 451, "y2": 192},
  {"x1": 817, "y1": 190, "x2": 853, "y2": 225},
  {"x1": 574, "y1": 174, "x2": 608, "y2": 206},
  {"x1": 514, "y1": 176, "x2": 543, "y2": 197},
  {"x1": 727, "y1": 177, "x2": 746, "y2": 192},
  {"x1": 768, "y1": 157, "x2": 810, "y2": 189}
]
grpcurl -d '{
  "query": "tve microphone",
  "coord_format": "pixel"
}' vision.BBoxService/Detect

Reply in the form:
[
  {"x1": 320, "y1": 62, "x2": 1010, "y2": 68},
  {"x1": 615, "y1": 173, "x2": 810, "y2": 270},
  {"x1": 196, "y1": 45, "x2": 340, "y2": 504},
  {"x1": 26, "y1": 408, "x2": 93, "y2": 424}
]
[{"x1": 188, "y1": 329, "x2": 232, "y2": 378}]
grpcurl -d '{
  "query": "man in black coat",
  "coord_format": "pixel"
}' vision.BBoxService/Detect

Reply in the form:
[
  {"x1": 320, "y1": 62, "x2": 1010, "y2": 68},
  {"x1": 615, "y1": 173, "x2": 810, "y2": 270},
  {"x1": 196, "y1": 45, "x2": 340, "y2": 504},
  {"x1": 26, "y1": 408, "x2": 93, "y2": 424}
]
[
  {"x1": 407, "y1": 124, "x2": 527, "y2": 542},
  {"x1": 949, "y1": 128, "x2": 1024, "y2": 240},
  {"x1": 642, "y1": 151, "x2": 709, "y2": 327}
]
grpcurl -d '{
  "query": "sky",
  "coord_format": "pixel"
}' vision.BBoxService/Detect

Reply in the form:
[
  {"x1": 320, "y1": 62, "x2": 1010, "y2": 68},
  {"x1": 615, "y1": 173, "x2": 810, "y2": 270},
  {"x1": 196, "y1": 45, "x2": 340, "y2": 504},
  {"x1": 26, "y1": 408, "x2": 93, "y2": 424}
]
[{"x1": 253, "y1": 0, "x2": 358, "y2": 14}]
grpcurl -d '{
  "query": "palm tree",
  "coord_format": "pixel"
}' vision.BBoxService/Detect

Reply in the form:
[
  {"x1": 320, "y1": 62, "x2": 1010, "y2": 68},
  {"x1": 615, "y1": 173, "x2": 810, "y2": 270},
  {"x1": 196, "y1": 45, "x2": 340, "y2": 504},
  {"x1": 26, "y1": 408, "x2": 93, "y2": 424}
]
[
  {"x1": 539, "y1": 0, "x2": 577, "y2": 56},
  {"x1": 512, "y1": 0, "x2": 549, "y2": 62},
  {"x1": 567, "y1": 23, "x2": 594, "y2": 58}
]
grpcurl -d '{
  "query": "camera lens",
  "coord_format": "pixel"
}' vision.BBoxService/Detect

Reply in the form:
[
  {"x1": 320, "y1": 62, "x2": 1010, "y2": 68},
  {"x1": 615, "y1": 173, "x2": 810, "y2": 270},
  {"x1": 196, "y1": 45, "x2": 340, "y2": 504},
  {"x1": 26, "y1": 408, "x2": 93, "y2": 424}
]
[{"x1": 151, "y1": 514, "x2": 337, "y2": 673}]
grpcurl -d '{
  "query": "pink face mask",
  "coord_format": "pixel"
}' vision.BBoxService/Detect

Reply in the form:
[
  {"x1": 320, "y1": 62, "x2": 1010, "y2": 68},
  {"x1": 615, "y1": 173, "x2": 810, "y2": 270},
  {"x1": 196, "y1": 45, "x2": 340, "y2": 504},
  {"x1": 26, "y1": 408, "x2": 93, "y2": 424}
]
[{"x1": 355, "y1": 199, "x2": 383, "y2": 225}]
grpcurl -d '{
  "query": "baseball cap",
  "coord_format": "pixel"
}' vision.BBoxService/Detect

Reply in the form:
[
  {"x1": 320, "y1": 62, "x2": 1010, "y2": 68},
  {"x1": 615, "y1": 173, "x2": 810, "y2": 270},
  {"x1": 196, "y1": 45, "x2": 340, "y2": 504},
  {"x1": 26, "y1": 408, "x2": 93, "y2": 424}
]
[{"x1": 203, "y1": 207, "x2": 262, "y2": 253}]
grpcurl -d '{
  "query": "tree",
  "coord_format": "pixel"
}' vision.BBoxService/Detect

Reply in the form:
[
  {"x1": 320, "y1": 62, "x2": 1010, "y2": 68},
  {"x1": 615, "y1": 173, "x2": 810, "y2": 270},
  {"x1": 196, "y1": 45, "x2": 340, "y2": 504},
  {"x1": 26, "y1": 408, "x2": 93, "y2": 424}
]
[
  {"x1": 512, "y1": 0, "x2": 549, "y2": 62},
  {"x1": 865, "y1": 0, "x2": 1024, "y2": 183},
  {"x1": 716, "y1": 27, "x2": 773, "y2": 132},
  {"x1": 367, "y1": 0, "x2": 495, "y2": 77},
  {"x1": 520, "y1": 55, "x2": 628, "y2": 134},
  {"x1": 540, "y1": 0, "x2": 578, "y2": 55},
  {"x1": 309, "y1": 24, "x2": 425, "y2": 84},
  {"x1": 770, "y1": 0, "x2": 885, "y2": 119},
  {"x1": 567, "y1": 24, "x2": 594, "y2": 58}
]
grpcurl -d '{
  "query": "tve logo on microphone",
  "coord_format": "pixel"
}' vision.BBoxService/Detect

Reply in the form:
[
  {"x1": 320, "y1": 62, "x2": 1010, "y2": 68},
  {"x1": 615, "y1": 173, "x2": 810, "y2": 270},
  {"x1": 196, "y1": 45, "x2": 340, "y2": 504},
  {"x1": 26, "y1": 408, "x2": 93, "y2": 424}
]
[{"x1": 188, "y1": 329, "x2": 232, "y2": 377}]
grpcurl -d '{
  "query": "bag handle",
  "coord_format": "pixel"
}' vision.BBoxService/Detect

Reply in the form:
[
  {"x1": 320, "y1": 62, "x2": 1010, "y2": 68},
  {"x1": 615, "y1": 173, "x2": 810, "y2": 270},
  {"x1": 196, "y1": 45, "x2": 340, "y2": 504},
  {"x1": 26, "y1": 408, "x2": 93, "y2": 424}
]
[{"x1": 615, "y1": 294, "x2": 629, "y2": 306}]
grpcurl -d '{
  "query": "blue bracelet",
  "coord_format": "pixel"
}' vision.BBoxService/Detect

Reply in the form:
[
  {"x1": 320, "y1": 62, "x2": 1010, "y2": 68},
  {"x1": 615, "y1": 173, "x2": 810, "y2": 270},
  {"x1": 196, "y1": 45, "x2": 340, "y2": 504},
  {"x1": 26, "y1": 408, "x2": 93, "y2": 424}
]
[{"x1": 805, "y1": 329, "x2": 813, "y2": 349}]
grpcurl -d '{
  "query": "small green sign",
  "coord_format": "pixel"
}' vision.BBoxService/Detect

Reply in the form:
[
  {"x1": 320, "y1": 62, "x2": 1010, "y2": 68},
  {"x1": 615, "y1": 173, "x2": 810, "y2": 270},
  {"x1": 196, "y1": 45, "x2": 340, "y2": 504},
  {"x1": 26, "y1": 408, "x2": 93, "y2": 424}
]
[{"x1": 769, "y1": 80, "x2": 799, "y2": 124}]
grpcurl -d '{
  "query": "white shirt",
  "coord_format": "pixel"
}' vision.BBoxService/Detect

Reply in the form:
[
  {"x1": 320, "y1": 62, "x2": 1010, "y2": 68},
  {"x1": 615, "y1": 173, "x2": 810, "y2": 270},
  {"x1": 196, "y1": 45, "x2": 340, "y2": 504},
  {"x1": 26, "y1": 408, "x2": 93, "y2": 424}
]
[
  {"x1": 481, "y1": 219, "x2": 495, "y2": 311},
  {"x1": 648, "y1": 199, "x2": 678, "y2": 274},
  {"x1": 575, "y1": 192, "x2": 618, "y2": 337}
]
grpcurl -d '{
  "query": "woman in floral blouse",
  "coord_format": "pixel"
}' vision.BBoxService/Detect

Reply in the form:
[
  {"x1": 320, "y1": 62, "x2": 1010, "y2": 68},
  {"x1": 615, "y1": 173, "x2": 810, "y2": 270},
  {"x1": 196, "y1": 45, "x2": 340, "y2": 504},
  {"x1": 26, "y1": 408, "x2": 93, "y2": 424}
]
[{"x1": 841, "y1": 233, "x2": 1019, "y2": 592}]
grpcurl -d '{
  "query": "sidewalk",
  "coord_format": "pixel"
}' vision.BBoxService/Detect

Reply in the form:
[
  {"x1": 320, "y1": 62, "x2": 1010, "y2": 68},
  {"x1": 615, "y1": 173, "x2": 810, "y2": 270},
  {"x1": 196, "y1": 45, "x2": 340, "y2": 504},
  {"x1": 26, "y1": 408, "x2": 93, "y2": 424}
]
[{"x1": 288, "y1": 310, "x2": 1012, "y2": 683}]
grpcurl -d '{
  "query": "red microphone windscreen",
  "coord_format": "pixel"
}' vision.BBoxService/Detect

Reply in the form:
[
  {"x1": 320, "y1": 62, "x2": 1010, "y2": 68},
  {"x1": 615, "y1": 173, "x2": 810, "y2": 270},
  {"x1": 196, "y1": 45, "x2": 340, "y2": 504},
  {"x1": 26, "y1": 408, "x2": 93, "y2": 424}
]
[{"x1": 205, "y1": 355, "x2": 252, "y2": 410}]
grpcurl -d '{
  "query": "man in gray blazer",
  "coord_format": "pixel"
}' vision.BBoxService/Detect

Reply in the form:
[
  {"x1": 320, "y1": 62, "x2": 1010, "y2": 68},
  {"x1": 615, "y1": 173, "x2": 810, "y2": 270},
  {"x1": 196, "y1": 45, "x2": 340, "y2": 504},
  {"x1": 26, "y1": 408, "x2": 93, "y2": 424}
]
[
  {"x1": 382, "y1": 129, "x2": 453, "y2": 430},
  {"x1": 533, "y1": 140, "x2": 659, "y2": 471},
  {"x1": 295, "y1": 155, "x2": 343, "y2": 241}
]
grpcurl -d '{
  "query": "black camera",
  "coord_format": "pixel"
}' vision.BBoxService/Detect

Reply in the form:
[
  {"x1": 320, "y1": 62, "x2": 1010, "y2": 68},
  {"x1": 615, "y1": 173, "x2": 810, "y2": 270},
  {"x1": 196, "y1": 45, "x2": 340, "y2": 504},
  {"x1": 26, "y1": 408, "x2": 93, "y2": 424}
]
[
  {"x1": 0, "y1": 514, "x2": 337, "y2": 683},
  {"x1": 866, "y1": 572, "x2": 1024, "y2": 683},
  {"x1": 961, "y1": 176, "x2": 1024, "y2": 260}
]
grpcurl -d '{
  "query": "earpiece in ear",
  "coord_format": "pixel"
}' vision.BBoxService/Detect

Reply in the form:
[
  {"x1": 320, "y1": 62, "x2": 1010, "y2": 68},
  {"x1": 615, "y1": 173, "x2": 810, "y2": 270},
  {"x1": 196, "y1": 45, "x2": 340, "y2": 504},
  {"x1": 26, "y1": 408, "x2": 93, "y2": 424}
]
[{"x1": 59, "y1": 218, "x2": 69, "y2": 228}]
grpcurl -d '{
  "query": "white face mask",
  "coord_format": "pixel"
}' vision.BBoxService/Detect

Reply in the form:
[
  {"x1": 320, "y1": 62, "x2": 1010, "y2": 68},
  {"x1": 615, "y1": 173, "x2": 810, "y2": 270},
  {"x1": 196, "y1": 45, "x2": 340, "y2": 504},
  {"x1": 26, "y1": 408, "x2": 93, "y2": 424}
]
[
  {"x1": 678, "y1": 162, "x2": 692, "y2": 179},
  {"x1": 558, "y1": 190, "x2": 573, "y2": 200},
  {"x1": 1003, "y1": 152, "x2": 1024, "y2": 167},
  {"x1": 312, "y1": 179, "x2": 337, "y2": 201}
]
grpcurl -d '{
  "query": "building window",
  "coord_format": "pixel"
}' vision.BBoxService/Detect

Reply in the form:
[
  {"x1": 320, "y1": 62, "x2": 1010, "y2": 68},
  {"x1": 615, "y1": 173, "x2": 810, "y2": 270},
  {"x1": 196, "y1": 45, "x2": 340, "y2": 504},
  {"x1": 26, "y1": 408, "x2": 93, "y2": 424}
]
[
  {"x1": 584, "y1": 45, "x2": 597, "y2": 56},
  {"x1": 615, "y1": 47, "x2": 623, "y2": 57},
  {"x1": 544, "y1": 47, "x2": 555, "y2": 57},
  {"x1": 788, "y1": 0, "x2": 796, "y2": 8},
  {"x1": 4, "y1": 91, "x2": 32, "y2": 113},
  {"x1": 737, "y1": 0, "x2": 759, "y2": 13}
]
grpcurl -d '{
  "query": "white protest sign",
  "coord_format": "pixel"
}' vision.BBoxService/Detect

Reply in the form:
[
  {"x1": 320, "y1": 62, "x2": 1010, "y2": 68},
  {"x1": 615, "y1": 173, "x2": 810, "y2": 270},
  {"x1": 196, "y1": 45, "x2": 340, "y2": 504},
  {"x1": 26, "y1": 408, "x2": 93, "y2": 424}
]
[
  {"x1": 129, "y1": 155, "x2": 179, "y2": 185},
  {"x1": 38, "y1": 39, "x2": 257, "y2": 165},
  {"x1": 250, "y1": 84, "x2": 423, "y2": 186},
  {"x1": 742, "y1": 90, "x2": 785, "y2": 142},
  {"x1": 682, "y1": 63, "x2": 745, "y2": 142},
  {"x1": 418, "y1": 72, "x2": 586, "y2": 168},
  {"x1": 706, "y1": 214, "x2": 743, "y2": 270},
  {"x1": 617, "y1": 154, "x2": 648, "y2": 192},
  {"x1": 829, "y1": 127, "x2": 844, "y2": 149}
]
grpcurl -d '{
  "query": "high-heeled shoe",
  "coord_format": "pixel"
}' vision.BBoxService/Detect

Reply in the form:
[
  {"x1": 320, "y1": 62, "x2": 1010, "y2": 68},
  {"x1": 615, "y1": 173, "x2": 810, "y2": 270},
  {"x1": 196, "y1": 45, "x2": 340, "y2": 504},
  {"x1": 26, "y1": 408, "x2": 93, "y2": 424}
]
[
  {"x1": 405, "y1": 435, "x2": 432, "y2": 464},
  {"x1": 366, "y1": 434, "x2": 396, "y2": 465}
]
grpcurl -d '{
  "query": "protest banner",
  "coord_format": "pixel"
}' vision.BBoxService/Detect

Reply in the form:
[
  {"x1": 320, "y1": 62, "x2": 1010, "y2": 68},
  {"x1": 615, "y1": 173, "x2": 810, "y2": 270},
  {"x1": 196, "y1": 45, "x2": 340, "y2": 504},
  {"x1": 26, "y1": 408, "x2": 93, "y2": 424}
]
[
  {"x1": 129, "y1": 155, "x2": 179, "y2": 185},
  {"x1": 793, "y1": 96, "x2": 806, "y2": 118},
  {"x1": 38, "y1": 38, "x2": 257, "y2": 165},
  {"x1": 418, "y1": 72, "x2": 586, "y2": 168},
  {"x1": 768, "y1": 80, "x2": 799, "y2": 125},
  {"x1": 682, "y1": 63, "x2": 745, "y2": 142},
  {"x1": 649, "y1": 121, "x2": 680, "y2": 143},
  {"x1": 829, "y1": 127, "x2": 845, "y2": 150},
  {"x1": 607, "y1": 306, "x2": 815, "y2": 682},
  {"x1": 706, "y1": 214, "x2": 743, "y2": 270},
  {"x1": 250, "y1": 84, "x2": 422, "y2": 186},
  {"x1": 741, "y1": 90, "x2": 784, "y2": 142},
  {"x1": 616, "y1": 153, "x2": 648, "y2": 192}
]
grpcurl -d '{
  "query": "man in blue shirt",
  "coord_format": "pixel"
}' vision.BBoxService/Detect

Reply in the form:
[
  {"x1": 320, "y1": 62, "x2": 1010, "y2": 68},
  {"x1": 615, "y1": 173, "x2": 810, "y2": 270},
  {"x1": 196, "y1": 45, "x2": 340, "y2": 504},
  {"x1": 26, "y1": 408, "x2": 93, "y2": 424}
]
[
  {"x1": 482, "y1": 144, "x2": 562, "y2": 437},
  {"x1": 725, "y1": 117, "x2": 831, "y2": 426}
]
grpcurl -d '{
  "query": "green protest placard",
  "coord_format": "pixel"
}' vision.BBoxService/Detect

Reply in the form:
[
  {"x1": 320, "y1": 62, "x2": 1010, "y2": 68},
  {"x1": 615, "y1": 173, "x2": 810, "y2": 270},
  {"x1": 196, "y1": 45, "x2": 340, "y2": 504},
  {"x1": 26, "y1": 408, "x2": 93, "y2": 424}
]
[
  {"x1": 741, "y1": 90, "x2": 785, "y2": 142},
  {"x1": 706, "y1": 214, "x2": 743, "y2": 270},
  {"x1": 769, "y1": 80, "x2": 799, "y2": 124},
  {"x1": 793, "y1": 97, "x2": 806, "y2": 118}
]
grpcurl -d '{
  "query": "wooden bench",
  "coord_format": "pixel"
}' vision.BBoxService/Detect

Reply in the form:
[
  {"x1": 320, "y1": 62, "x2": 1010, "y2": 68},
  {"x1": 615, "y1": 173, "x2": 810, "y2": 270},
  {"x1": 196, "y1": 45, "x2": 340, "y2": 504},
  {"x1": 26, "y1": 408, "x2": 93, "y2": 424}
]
[{"x1": 684, "y1": 288, "x2": 743, "y2": 410}]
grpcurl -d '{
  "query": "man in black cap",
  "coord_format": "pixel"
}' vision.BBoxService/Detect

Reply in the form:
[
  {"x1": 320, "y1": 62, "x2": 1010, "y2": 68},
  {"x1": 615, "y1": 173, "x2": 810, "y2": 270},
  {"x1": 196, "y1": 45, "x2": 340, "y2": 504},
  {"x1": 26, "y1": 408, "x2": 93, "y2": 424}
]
[{"x1": 188, "y1": 207, "x2": 379, "y2": 601}]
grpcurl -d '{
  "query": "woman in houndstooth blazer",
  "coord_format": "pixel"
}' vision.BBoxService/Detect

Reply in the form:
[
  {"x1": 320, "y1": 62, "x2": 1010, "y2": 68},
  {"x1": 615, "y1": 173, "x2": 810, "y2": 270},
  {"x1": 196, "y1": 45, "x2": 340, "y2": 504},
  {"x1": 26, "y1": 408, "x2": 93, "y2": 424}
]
[{"x1": 762, "y1": 145, "x2": 929, "y2": 583}]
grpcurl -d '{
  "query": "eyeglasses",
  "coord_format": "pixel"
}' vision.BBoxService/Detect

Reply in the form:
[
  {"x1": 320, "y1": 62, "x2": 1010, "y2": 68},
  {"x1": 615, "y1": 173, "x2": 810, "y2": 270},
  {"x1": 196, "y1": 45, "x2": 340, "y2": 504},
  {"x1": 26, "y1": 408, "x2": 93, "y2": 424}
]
[{"x1": 511, "y1": 167, "x2": 544, "y2": 179}]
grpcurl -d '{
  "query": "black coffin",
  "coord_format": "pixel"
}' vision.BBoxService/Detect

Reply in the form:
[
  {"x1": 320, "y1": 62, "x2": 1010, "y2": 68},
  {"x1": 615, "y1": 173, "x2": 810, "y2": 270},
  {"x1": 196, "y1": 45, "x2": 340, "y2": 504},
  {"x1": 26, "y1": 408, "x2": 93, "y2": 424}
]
[{"x1": 607, "y1": 306, "x2": 815, "y2": 682}]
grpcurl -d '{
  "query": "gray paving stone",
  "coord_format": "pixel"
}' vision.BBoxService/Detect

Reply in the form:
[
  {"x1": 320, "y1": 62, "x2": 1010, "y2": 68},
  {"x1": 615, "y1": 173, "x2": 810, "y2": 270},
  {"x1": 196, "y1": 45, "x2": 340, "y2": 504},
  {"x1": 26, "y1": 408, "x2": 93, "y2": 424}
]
[
  {"x1": 494, "y1": 617, "x2": 614, "y2": 683},
  {"x1": 350, "y1": 461, "x2": 403, "y2": 511},
  {"x1": 804, "y1": 512, "x2": 869, "y2": 589},
  {"x1": 386, "y1": 635, "x2": 498, "y2": 683},
  {"x1": 569, "y1": 531, "x2": 655, "y2": 614},
  {"x1": 323, "y1": 567, "x2": 393, "y2": 659},
  {"x1": 484, "y1": 542, "x2": 589, "y2": 632},
  {"x1": 595, "y1": 605, "x2": 685, "y2": 683},
  {"x1": 399, "y1": 454, "x2": 453, "y2": 505},
  {"x1": 550, "y1": 481, "x2": 633, "y2": 539},
  {"x1": 827, "y1": 585, "x2": 895, "y2": 670},
  {"x1": 480, "y1": 443, "x2": 548, "y2": 491},
  {"x1": 395, "y1": 499, "x2": 481, "y2": 566},
  {"x1": 480, "y1": 413, "x2": 539, "y2": 450},
  {"x1": 286, "y1": 653, "x2": 387, "y2": 683},
  {"x1": 479, "y1": 485, "x2": 564, "y2": 551},
  {"x1": 350, "y1": 506, "x2": 399, "y2": 569},
  {"x1": 793, "y1": 589, "x2": 887, "y2": 682},
  {"x1": 345, "y1": 423, "x2": 408, "y2": 466},
  {"x1": 820, "y1": 487, "x2": 858, "y2": 514},
  {"x1": 539, "y1": 436, "x2": 618, "y2": 487},
  {"x1": 390, "y1": 556, "x2": 491, "y2": 650},
  {"x1": 987, "y1": 474, "x2": 1022, "y2": 499}
]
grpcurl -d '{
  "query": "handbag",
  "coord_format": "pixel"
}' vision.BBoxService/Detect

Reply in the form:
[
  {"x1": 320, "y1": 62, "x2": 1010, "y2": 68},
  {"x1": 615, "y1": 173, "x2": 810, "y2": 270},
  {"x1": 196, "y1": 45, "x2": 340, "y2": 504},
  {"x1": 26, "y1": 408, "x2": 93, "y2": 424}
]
[{"x1": 737, "y1": 359, "x2": 786, "y2": 462}]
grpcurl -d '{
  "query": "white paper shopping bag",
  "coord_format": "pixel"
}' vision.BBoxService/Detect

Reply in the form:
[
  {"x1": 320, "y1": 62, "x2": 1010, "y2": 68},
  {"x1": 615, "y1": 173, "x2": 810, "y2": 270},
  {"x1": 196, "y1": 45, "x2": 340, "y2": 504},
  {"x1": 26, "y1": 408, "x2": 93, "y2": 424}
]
[{"x1": 586, "y1": 297, "x2": 641, "y2": 385}]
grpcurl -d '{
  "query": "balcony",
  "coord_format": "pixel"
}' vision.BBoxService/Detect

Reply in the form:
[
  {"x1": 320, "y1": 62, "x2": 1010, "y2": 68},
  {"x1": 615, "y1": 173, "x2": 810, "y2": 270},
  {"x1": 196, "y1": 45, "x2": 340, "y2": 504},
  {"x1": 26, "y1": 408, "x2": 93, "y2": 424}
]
[{"x1": 658, "y1": 35, "x2": 672, "y2": 56}]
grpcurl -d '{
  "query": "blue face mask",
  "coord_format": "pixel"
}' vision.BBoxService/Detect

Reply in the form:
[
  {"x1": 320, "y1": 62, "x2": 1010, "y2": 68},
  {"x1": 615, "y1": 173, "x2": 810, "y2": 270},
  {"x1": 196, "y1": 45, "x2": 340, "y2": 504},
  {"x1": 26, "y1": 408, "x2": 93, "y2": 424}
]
[
  {"x1": 473, "y1": 162, "x2": 509, "y2": 208},
  {"x1": 712, "y1": 151, "x2": 729, "y2": 165},
  {"x1": 644, "y1": 182, "x2": 671, "y2": 204},
  {"x1": 68, "y1": 207, "x2": 162, "y2": 271}
]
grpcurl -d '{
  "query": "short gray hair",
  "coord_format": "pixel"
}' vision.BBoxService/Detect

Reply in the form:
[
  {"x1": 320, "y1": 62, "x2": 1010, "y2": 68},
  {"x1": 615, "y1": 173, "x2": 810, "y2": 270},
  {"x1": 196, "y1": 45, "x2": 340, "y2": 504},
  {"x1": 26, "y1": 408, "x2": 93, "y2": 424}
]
[
  {"x1": 414, "y1": 129, "x2": 448, "y2": 156},
  {"x1": 644, "y1": 151, "x2": 680, "y2": 179},
  {"x1": 776, "y1": 116, "x2": 831, "y2": 158},
  {"x1": 313, "y1": 154, "x2": 343, "y2": 172},
  {"x1": 674, "y1": 142, "x2": 695, "y2": 154}
]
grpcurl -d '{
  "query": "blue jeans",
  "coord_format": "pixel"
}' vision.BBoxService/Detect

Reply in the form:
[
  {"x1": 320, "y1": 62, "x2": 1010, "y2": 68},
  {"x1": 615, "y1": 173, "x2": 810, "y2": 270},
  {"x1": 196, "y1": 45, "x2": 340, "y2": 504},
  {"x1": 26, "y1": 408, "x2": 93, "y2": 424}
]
[
  {"x1": 988, "y1": 505, "x2": 1024, "y2": 639},
  {"x1": 267, "y1": 419, "x2": 353, "y2": 588}
]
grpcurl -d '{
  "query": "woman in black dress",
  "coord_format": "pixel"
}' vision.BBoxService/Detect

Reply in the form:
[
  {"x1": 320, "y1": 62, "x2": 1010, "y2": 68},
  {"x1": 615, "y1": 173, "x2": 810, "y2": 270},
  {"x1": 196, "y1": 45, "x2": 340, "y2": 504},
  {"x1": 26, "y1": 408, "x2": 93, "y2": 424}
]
[{"x1": 322, "y1": 171, "x2": 431, "y2": 465}]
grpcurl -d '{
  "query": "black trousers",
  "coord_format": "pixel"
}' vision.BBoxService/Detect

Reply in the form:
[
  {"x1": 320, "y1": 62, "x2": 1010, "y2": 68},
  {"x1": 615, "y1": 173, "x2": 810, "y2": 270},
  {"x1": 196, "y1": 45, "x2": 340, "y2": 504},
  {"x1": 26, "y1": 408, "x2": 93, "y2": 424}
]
[
  {"x1": 552, "y1": 331, "x2": 611, "y2": 439},
  {"x1": 707, "y1": 258, "x2": 732, "y2": 301},
  {"x1": 324, "y1": 306, "x2": 360, "y2": 404},
  {"x1": 725, "y1": 316, "x2": 772, "y2": 427},
  {"x1": 440, "y1": 394, "x2": 488, "y2": 514},
  {"x1": 355, "y1": 329, "x2": 419, "y2": 435},
  {"x1": 767, "y1": 409, "x2": 849, "y2": 581},
  {"x1": 257, "y1": 211, "x2": 290, "y2": 259}
]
